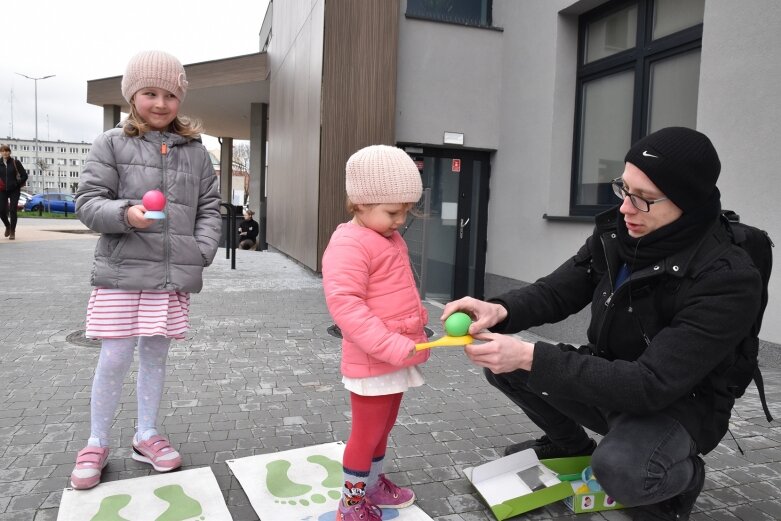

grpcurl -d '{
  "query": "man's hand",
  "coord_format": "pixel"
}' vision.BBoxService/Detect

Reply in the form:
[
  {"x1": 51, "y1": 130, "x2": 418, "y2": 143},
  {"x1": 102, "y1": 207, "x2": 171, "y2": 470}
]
[
  {"x1": 464, "y1": 332, "x2": 534, "y2": 373},
  {"x1": 441, "y1": 296, "x2": 508, "y2": 336},
  {"x1": 127, "y1": 204, "x2": 154, "y2": 229}
]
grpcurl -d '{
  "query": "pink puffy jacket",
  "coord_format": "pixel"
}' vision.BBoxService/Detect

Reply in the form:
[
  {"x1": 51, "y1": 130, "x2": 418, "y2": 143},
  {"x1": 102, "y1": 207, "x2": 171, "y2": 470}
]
[{"x1": 322, "y1": 222, "x2": 430, "y2": 378}]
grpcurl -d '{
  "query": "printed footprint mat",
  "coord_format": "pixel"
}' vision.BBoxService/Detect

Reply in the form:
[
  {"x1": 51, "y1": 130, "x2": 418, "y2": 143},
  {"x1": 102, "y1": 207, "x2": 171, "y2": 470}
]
[
  {"x1": 57, "y1": 466, "x2": 231, "y2": 521},
  {"x1": 226, "y1": 441, "x2": 433, "y2": 521}
]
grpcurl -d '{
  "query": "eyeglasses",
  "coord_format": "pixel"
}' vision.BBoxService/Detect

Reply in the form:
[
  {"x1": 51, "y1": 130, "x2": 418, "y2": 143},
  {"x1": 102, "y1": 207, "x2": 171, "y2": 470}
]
[{"x1": 611, "y1": 177, "x2": 669, "y2": 212}]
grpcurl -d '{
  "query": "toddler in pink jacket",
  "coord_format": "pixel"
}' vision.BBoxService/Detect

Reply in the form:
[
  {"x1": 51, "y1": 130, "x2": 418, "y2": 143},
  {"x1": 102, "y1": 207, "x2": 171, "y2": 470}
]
[{"x1": 322, "y1": 145, "x2": 430, "y2": 521}]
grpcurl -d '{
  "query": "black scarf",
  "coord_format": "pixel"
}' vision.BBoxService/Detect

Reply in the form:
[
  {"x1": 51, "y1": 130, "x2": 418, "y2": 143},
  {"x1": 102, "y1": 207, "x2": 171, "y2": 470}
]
[{"x1": 616, "y1": 188, "x2": 722, "y2": 269}]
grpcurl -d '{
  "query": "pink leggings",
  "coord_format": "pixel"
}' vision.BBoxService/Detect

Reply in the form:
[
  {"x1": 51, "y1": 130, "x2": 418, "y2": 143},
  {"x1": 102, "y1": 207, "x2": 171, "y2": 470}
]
[{"x1": 342, "y1": 392, "x2": 403, "y2": 473}]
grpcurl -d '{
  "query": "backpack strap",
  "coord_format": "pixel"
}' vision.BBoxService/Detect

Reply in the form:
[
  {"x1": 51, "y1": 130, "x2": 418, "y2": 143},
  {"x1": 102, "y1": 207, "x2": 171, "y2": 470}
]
[
  {"x1": 682, "y1": 219, "x2": 733, "y2": 277},
  {"x1": 753, "y1": 365, "x2": 774, "y2": 422}
]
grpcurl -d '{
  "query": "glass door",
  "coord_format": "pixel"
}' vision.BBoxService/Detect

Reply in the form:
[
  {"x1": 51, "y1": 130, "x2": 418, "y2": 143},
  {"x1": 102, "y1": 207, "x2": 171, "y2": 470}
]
[{"x1": 402, "y1": 147, "x2": 489, "y2": 302}]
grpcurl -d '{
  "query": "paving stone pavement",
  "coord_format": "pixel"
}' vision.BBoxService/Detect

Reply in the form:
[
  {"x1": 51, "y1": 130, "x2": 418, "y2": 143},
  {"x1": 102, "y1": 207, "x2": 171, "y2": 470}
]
[{"x1": 1, "y1": 218, "x2": 780, "y2": 521}]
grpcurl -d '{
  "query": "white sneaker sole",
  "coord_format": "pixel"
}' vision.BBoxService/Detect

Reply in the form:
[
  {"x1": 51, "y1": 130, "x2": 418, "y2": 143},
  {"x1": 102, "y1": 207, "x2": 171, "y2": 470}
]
[{"x1": 131, "y1": 448, "x2": 181, "y2": 473}]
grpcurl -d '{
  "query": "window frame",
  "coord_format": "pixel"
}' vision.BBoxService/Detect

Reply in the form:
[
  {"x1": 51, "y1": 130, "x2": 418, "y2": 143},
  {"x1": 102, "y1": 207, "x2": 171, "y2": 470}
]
[
  {"x1": 569, "y1": 0, "x2": 703, "y2": 217},
  {"x1": 404, "y1": 0, "x2": 498, "y2": 30}
]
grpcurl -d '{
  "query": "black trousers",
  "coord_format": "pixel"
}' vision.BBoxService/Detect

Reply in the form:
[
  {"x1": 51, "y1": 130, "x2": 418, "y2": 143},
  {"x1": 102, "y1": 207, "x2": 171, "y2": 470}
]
[
  {"x1": 0, "y1": 189, "x2": 21, "y2": 231},
  {"x1": 239, "y1": 238, "x2": 257, "y2": 250},
  {"x1": 485, "y1": 368, "x2": 701, "y2": 509}
]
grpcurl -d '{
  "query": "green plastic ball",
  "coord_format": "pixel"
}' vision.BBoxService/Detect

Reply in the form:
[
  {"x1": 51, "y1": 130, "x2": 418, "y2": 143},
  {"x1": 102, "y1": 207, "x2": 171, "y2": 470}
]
[{"x1": 445, "y1": 312, "x2": 472, "y2": 337}]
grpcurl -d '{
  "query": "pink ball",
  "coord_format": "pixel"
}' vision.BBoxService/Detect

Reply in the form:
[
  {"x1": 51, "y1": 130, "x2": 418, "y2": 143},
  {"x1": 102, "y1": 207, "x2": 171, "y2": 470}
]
[{"x1": 142, "y1": 190, "x2": 166, "y2": 211}]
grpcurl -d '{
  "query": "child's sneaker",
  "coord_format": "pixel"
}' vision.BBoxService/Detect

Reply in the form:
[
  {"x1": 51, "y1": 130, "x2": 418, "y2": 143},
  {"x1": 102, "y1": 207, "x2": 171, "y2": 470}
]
[
  {"x1": 367, "y1": 474, "x2": 415, "y2": 508},
  {"x1": 70, "y1": 446, "x2": 110, "y2": 490},
  {"x1": 337, "y1": 497, "x2": 383, "y2": 521},
  {"x1": 131, "y1": 435, "x2": 182, "y2": 472}
]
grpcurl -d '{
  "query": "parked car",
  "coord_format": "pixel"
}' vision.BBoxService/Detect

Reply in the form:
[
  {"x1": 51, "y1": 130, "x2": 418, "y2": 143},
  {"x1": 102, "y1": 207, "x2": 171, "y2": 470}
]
[
  {"x1": 17, "y1": 191, "x2": 34, "y2": 212},
  {"x1": 24, "y1": 193, "x2": 76, "y2": 214}
]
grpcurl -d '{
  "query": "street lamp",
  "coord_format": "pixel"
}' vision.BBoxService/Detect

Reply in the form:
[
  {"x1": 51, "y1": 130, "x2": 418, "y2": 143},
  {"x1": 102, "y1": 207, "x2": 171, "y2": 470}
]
[{"x1": 15, "y1": 73, "x2": 55, "y2": 193}]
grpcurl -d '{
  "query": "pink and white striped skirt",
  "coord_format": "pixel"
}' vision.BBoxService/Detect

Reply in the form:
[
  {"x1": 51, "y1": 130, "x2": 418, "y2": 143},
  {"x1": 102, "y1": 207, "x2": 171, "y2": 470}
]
[{"x1": 85, "y1": 288, "x2": 190, "y2": 340}]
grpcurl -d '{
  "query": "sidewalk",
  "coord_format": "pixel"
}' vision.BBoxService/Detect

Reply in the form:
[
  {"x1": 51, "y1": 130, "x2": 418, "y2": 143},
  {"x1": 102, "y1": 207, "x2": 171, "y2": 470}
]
[
  {"x1": 0, "y1": 230, "x2": 779, "y2": 520},
  {"x1": 0, "y1": 216, "x2": 95, "y2": 244}
]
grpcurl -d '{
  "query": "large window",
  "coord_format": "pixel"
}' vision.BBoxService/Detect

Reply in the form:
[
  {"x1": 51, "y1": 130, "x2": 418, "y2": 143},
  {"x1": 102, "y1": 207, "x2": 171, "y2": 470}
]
[
  {"x1": 406, "y1": 0, "x2": 492, "y2": 27},
  {"x1": 570, "y1": 0, "x2": 704, "y2": 216}
]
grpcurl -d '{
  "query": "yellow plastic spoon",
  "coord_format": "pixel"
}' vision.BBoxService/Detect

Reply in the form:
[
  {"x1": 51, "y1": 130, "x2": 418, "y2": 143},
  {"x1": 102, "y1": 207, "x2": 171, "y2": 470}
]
[{"x1": 415, "y1": 335, "x2": 474, "y2": 351}]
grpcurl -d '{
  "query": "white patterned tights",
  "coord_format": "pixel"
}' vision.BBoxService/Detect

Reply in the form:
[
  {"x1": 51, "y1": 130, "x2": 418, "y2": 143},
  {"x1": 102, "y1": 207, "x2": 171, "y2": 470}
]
[{"x1": 88, "y1": 336, "x2": 171, "y2": 447}]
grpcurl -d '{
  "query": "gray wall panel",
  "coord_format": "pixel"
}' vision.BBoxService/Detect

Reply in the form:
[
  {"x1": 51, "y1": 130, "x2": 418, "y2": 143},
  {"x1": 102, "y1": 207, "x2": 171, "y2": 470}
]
[
  {"x1": 396, "y1": 1, "x2": 502, "y2": 149},
  {"x1": 698, "y1": 0, "x2": 781, "y2": 341},
  {"x1": 267, "y1": 0, "x2": 324, "y2": 269}
]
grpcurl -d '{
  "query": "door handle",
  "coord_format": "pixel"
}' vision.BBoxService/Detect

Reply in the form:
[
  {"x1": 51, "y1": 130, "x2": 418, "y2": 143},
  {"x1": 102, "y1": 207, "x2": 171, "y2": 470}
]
[{"x1": 459, "y1": 218, "x2": 470, "y2": 239}]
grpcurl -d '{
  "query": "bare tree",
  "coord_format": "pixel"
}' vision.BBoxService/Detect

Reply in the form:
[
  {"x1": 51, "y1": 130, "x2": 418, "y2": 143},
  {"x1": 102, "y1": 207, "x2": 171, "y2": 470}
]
[
  {"x1": 233, "y1": 142, "x2": 250, "y2": 172},
  {"x1": 232, "y1": 142, "x2": 251, "y2": 206},
  {"x1": 36, "y1": 159, "x2": 50, "y2": 192}
]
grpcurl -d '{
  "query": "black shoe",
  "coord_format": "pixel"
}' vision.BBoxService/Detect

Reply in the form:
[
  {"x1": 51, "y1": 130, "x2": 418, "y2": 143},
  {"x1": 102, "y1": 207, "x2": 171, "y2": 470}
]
[
  {"x1": 3, "y1": 227, "x2": 8, "y2": 237},
  {"x1": 504, "y1": 434, "x2": 597, "y2": 458},
  {"x1": 631, "y1": 457, "x2": 704, "y2": 520}
]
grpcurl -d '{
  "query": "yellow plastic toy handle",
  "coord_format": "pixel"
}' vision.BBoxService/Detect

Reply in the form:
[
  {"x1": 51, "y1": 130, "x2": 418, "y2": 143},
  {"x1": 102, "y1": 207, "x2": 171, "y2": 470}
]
[{"x1": 415, "y1": 335, "x2": 473, "y2": 351}]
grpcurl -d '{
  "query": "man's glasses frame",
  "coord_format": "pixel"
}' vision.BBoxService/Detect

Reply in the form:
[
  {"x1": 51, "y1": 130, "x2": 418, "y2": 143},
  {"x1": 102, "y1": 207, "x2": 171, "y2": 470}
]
[{"x1": 611, "y1": 177, "x2": 669, "y2": 213}]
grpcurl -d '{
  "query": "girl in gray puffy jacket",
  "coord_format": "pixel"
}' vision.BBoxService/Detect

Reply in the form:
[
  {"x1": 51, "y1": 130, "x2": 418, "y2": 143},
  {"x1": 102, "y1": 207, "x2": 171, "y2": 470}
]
[{"x1": 70, "y1": 50, "x2": 222, "y2": 490}]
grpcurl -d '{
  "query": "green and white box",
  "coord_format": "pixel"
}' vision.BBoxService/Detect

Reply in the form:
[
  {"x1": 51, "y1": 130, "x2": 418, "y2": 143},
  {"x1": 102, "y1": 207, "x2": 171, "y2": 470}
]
[
  {"x1": 465, "y1": 451, "x2": 624, "y2": 519},
  {"x1": 464, "y1": 449, "x2": 574, "y2": 520}
]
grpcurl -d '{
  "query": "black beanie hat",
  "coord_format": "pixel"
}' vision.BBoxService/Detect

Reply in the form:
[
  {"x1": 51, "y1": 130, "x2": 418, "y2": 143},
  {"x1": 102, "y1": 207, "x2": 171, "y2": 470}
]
[{"x1": 624, "y1": 127, "x2": 721, "y2": 212}]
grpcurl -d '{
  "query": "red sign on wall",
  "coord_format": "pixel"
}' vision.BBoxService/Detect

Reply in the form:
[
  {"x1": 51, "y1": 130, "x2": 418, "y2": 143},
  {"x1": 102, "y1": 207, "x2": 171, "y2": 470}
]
[{"x1": 451, "y1": 158, "x2": 461, "y2": 173}]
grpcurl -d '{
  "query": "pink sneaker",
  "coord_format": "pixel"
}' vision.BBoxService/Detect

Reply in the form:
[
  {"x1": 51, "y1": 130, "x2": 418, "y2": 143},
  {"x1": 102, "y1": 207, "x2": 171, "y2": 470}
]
[
  {"x1": 367, "y1": 474, "x2": 415, "y2": 508},
  {"x1": 70, "y1": 446, "x2": 110, "y2": 490},
  {"x1": 131, "y1": 435, "x2": 182, "y2": 472},
  {"x1": 337, "y1": 497, "x2": 383, "y2": 521}
]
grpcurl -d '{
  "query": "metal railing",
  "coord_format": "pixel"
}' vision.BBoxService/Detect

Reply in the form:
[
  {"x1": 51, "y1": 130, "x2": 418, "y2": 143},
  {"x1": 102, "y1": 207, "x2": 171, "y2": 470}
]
[{"x1": 220, "y1": 203, "x2": 237, "y2": 270}]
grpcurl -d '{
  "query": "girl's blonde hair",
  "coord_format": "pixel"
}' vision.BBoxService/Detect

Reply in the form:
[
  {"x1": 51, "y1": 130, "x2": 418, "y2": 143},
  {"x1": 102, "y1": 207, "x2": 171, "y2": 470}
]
[
  {"x1": 346, "y1": 198, "x2": 418, "y2": 216},
  {"x1": 122, "y1": 103, "x2": 203, "y2": 139}
]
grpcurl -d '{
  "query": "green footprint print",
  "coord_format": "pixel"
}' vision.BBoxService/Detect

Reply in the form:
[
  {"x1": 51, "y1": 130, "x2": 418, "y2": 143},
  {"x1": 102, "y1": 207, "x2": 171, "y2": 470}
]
[
  {"x1": 266, "y1": 454, "x2": 343, "y2": 506},
  {"x1": 90, "y1": 494, "x2": 131, "y2": 521},
  {"x1": 154, "y1": 484, "x2": 204, "y2": 521},
  {"x1": 307, "y1": 455, "x2": 343, "y2": 489},
  {"x1": 89, "y1": 485, "x2": 205, "y2": 521}
]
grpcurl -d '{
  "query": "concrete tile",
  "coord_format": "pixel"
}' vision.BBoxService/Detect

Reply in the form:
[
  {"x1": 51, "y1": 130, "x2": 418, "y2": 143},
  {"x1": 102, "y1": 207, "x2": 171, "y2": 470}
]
[{"x1": 3, "y1": 235, "x2": 781, "y2": 520}]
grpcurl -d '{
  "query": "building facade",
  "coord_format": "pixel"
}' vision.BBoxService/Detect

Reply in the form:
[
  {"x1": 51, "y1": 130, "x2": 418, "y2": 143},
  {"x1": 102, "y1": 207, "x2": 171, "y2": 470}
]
[
  {"x1": 264, "y1": 0, "x2": 781, "y2": 343},
  {"x1": 82, "y1": 0, "x2": 781, "y2": 343},
  {"x1": 1, "y1": 137, "x2": 91, "y2": 194}
]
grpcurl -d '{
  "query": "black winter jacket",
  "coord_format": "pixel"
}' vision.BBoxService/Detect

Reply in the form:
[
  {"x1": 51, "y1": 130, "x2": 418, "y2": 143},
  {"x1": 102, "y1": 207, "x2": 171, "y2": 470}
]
[
  {"x1": 238, "y1": 218, "x2": 259, "y2": 241},
  {"x1": 0, "y1": 157, "x2": 28, "y2": 192},
  {"x1": 491, "y1": 208, "x2": 762, "y2": 454}
]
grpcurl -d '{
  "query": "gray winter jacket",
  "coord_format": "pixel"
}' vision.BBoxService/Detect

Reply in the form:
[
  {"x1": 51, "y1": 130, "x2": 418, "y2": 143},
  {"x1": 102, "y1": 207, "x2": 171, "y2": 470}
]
[{"x1": 76, "y1": 128, "x2": 222, "y2": 293}]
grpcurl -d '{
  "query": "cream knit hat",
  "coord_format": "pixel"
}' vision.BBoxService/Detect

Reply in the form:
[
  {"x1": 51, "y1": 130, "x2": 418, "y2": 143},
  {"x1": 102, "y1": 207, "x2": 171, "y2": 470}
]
[
  {"x1": 346, "y1": 145, "x2": 423, "y2": 204},
  {"x1": 121, "y1": 50, "x2": 189, "y2": 103}
]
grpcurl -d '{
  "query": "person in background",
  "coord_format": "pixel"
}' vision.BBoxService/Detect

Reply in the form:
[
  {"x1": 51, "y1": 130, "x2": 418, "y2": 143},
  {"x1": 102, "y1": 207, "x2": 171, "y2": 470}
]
[
  {"x1": 322, "y1": 145, "x2": 429, "y2": 521},
  {"x1": 71, "y1": 50, "x2": 221, "y2": 490},
  {"x1": 0, "y1": 144, "x2": 28, "y2": 240},
  {"x1": 238, "y1": 209, "x2": 259, "y2": 250},
  {"x1": 443, "y1": 127, "x2": 762, "y2": 520}
]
